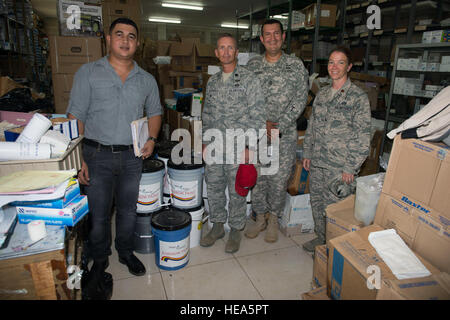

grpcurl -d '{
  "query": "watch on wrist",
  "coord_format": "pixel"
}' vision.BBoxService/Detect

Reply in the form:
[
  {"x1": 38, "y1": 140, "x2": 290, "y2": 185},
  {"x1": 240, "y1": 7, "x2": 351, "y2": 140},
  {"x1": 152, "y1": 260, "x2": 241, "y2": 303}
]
[{"x1": 147, "y1": 136, "x2": 157, "y2": 143}]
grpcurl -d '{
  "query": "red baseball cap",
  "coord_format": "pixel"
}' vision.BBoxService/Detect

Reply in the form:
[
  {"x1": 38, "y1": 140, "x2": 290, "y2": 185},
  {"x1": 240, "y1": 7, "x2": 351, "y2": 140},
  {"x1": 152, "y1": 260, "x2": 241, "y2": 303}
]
[{"x1": 235, "y1": 164, "x2": 257, "y2": 197}]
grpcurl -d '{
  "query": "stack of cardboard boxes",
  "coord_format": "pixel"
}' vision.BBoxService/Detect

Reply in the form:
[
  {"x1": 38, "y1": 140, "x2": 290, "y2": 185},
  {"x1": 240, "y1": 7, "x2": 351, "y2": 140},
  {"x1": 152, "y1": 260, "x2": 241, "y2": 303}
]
[
  {"x1": 51, "y1": 0, "x2": 144, "y2": 114},
  {"x1": 50, "y1": 36, "x2": 103, "y2": 114},
  {"x1": 303, "y1": 135, "x2": 450, "y2": 300},
  {"x1": 101, "y1": 0, "x2": 142, "y2": 35},
  {"x1": 51, "y1": 0, "x2": 107, "y2": 114},
  {"x1": 145, "y1": 36, "x2": 218, "y2": 144}
]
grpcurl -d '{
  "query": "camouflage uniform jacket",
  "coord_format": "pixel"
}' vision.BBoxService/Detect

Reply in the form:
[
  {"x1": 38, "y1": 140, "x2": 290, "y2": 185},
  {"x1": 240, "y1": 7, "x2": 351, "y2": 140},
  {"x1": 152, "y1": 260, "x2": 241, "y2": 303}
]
[
  {"x1": 202, "y1": 64, "x2": 266, "y2": 152},
  {"x1": 303, "y1": 78, "x2": 371, "y2": 174},
  {"x1": 246, "y1": 52, "x2": 309, "y2": 142}
]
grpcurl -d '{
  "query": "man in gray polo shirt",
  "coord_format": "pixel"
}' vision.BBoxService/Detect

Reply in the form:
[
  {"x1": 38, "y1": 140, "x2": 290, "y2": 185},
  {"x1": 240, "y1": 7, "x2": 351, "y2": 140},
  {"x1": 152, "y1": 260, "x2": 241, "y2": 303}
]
[{"x1": 67, "y1": 18, "x2": 161, "y2": 299}]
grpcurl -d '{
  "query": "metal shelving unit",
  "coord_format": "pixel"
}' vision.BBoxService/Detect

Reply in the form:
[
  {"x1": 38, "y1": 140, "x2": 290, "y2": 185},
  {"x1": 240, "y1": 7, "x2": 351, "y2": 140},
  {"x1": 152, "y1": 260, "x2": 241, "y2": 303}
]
[
  {"x1": 0, "y1": 0, "x2": 50, "y2": 93},
  {"x1": 379, "y1": 42, "x2": 450, "y2": 163}
]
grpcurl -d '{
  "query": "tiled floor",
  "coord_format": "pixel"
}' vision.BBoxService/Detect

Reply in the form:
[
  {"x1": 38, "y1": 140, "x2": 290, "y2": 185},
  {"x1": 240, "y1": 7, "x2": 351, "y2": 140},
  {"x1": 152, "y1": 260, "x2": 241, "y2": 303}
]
[{"x1": 106, "y1": 216, "x2": 317, "y2": 300}]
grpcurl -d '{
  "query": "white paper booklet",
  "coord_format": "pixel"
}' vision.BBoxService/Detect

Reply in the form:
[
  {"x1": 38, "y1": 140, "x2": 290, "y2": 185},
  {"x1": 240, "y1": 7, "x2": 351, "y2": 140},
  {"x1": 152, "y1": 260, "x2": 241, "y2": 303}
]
[{"x1": 131, "y1": 117, "x2": 149, "y2": 157}]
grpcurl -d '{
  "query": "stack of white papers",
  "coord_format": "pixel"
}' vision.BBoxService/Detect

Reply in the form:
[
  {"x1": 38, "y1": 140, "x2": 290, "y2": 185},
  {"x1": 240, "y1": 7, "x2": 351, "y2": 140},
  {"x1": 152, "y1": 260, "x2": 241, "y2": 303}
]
[
  {"x1": 368, "y1": 229, "x2": 431, "y2": 280},
  {"x1": 0, "y1": 170, "x2": 77, "y2": 207}
]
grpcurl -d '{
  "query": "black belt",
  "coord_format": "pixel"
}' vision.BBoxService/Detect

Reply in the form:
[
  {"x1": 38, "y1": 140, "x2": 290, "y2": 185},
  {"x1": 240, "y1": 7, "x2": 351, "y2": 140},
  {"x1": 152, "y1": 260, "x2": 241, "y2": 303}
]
[{"x1": 83, "y1": 138, "x2": 133, "y2": 153}]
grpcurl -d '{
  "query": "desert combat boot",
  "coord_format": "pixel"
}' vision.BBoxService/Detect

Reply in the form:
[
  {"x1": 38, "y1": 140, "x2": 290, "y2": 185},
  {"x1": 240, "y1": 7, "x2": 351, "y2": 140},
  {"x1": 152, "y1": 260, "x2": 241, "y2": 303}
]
[{"x1": 200, "y1": 222, "x2": 225, "y2": 247}]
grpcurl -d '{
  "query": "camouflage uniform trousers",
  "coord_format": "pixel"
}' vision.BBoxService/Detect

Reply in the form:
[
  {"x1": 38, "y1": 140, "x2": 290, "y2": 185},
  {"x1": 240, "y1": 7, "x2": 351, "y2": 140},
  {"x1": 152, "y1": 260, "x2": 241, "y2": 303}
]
[
  {"x1": 252, "y1": 139, "x2": 296, "y2": 218},
  {"x1": 205, "y1": 163, "x2": 248, "y2": 230},
  {"x1": 309, "y1": 164, "x2": 343, "y2": 241}
]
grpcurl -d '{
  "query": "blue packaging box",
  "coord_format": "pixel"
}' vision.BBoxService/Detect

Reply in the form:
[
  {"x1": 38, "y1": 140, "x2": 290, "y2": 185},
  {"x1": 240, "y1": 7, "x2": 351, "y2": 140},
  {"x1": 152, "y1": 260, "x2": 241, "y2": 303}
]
[
  {"x1": 11, "y1": 178, "x2": 80, "y2": 209},
  {"x1": 16, "y1": 194, "x2": 89, "y2": 226}
]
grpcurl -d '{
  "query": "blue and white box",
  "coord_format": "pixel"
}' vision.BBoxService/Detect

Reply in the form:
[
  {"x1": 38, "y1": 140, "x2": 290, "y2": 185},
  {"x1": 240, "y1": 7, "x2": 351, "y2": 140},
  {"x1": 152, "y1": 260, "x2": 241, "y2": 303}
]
[
  {"x1": 16, "y1": 194, "x2": 89, "y2": 226},
  {"x1": 52, "y1": 119, "x2": 79, "y2": 140},
  {"x1": 11, "y1": 178, "x2": 80, "y2": 209}
]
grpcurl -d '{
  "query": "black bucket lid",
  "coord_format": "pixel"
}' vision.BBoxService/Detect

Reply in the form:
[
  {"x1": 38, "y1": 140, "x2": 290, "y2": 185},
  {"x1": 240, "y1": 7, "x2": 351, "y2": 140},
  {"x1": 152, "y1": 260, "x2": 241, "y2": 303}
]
[
  {"x1": 168, "y1": 158, "x2": 203, "y2": 170},
  {"x1": 142, "y1": 159, "x2": 165, "y2": 173},
  {"x1": 156, "y1": 141, "x2": 179, "y2": 159},
  {"x1": 151, "y1": 207, "x2": 192, "y2": 231}
]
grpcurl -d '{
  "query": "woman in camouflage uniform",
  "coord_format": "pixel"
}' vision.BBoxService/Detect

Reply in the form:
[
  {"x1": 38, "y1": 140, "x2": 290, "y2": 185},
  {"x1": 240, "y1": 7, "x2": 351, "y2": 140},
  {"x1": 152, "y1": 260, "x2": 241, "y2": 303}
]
[{"x1": 302, "y1": 46, "x2": 371, "y2": 252}]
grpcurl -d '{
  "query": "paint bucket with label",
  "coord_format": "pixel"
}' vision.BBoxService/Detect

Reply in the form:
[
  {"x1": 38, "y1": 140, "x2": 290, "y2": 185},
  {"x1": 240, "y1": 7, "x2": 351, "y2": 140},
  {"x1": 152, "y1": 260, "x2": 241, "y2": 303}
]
[
  {"x1": 167, "y1": 159, "x2": 203, "y2": 210},
  {"x1": 180, "y1": 205, "x2": 205, "y2": 248},
  {"x1": 156, "y1": 141, "x2": 178, "y2": 204},
  {"x1": 151, "y1": 207, "x2": 192, "y2": 271},
  {"x1": 136, "y1": 159, "x2": 165, "y2": 214}
]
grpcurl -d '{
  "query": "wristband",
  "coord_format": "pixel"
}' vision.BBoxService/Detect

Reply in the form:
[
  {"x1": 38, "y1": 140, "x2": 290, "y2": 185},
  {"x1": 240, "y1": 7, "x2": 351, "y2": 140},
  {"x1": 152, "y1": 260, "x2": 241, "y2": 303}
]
[{"x1": 147, "y1": 136, "x2": 157, "y2": 143}]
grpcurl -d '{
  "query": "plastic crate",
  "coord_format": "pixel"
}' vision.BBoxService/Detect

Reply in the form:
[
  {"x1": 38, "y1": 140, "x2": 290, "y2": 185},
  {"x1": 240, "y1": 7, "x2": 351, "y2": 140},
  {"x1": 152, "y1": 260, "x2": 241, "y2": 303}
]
[{"x1": 0, "y1": 136, "x2": 83, "y2": 176}]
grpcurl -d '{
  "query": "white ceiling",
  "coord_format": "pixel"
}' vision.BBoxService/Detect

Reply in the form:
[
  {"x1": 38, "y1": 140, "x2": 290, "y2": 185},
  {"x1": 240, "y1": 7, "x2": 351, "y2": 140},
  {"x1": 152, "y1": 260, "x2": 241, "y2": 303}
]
[{"x1": 30, "y1": 0, "x2": 288, "y2": 28}]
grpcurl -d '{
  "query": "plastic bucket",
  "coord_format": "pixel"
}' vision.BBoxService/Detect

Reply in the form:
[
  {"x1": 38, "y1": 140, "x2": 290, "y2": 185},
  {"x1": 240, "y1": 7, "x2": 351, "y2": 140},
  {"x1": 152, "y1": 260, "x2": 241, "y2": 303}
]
[
  {"x1": 156, "y1": 142, "x2": 178, "y2": 204},
  {"x1": 151, "y1": 207, "x2": 192, "y2": 270},
  {"x1": 354, "y1": 172, "x2": 385, "y2": 226},
  {"x1": 137, "y1": 159, "x2": 165, "y2": 214},
  {"x1": 134, "y1": 208, "x2": 163, "y2": 254},
  {"x1": 180, "y1": 205, "x2": 205, "y2": 248},
  {"x1": 167, "y1": 159, "x2": 203, "y2": 210}
]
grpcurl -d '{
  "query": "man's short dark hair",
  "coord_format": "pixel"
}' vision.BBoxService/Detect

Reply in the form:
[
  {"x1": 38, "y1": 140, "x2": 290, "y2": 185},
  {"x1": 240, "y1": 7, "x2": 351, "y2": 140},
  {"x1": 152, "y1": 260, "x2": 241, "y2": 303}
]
[
  {"x1": 109, "y1": 17, "x2": 139, "y2": 36},
  {"x1": 329, "y1": 46, "x2": 353, "y2": 64},
  {"x1": 260, "y1": 19, "x2": 284, "y2": 36},
  {"x1": 216, "y1": 33, "x2": 237, "y2": 48}
]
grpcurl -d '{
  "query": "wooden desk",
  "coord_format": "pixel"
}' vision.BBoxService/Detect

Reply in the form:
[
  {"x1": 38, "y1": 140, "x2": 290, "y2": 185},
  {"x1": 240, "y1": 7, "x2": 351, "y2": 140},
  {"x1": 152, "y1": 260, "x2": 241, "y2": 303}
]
[{"x1": 0, "y1": 221, "x2": 84, "y2": 300}]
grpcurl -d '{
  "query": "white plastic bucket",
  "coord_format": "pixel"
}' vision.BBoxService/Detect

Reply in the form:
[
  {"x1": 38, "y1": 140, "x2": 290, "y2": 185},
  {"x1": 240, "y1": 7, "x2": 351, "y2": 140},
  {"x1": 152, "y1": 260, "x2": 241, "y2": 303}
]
[
  {"x1": 167, "y1": 159, "x2": 203, "y2": 210},
  {"x1": 186, "y1": 206, "x2": 205, "y2": 248},
  {"x1": 137, "y1": 159, "x2": 165, "y2": 214},
  {"x1": 354, "y1": 172, "x2": 385, "y2": 226}
]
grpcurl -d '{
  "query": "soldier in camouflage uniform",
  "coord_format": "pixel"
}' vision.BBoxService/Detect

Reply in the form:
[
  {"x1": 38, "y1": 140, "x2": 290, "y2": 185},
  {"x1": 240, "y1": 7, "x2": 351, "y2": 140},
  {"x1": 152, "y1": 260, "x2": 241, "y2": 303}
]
[
  {"x1": 302, "y1": 46, "x2": 371, "y2": 252},
  {"x1": 200, "y1": 33, "x2": 266, "y2": 253},
  {"x1": 245, "y1": 19, "x2": 309, "y2": 243}
]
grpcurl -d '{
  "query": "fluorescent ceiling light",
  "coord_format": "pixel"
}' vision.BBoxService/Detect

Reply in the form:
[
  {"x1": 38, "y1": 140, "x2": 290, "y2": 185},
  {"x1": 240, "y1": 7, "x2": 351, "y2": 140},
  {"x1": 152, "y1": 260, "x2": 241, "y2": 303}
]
[
  {"x1": 148, "y1": 18, "x2": 181, "y2": 24},
  {"x1": 273, "y1": 15, "x2": 288, "y2": 19},
  {"x1": 162, "y1": 3, "x2": 203, "y2": 10},
  {"x1": 221, "y1": 24, "x2": 248, "y2": 29}
]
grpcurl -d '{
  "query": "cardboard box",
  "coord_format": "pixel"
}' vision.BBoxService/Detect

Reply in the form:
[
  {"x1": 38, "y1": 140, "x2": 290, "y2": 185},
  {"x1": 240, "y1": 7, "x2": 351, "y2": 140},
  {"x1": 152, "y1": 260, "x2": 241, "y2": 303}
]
[
  {"x1": 17, "y1": 194, "x2": 89, "y2": 226},
  {"x1": 303, "y1": 3, "x2": 337, "y2": 28},
  {"x1": 51, "y1": 118, "x2": 80, "y2": 140},
  {"x1": 167, "y1": 108, "x2": 183, "y2": 136},
  {"x1": 382, "y1": 136, "x2": 450, "y2": 225},
  {"x1": 52, "y1": 73, "x2": 75, "y2": 114},
  {"x1": 374, "y1": 193, "x2": 450, "y2": 273},
  {"x1": 287, "y1": 160, "x2": 310, "y2": 196},
  {"x1": 170, "y1": 41, "x2": 218, "y2": 72},
  {"x1": 301, "y1": 286, "x2": 331, "y2": 300},
  {"x1": 58, "y1": 0, "x2": 103, "y2": 37},
  {"x1": 101, "y1": 0, "x2": 141, "y2": 34},
  {"x1": 325, "y1": 195, "x2": 364, "y2": 246},
  {"x1": 279, "y1": 224, "x2": 304, "y2": 238},
  {"x1": 328, "y1": 224, "x2": 440, "y2": 300},
  {"x1": 352, "y1": 80, "x2": 379, "y2": 111},
  {"x1": 161, "y1": 84, "x2": 174, "y2": 100},
  {"x1": 376, "y1": 272, "x2": 450, "y2": 300},
  {"x1": 312, "y1": 244, "x2": 328, "y2": 288},
  {"x1": 49, "y1": 36, "x2": 103, "y2": 74},
  {"x1": 281, "y1": 192, "x2": 314, "y2": 233}
]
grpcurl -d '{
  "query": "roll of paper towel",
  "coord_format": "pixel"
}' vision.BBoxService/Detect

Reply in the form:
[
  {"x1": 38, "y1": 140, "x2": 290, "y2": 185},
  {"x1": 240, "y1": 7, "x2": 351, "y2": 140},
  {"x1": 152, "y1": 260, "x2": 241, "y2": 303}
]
[
  {"x1": 16, "y1": 113, "x2": 52, "y2": 143},
  {"x1": 0, "y1": 142, "x2": 51, "y2": 161},
  {"x1": 27, "y1": 220, "x2": 47, "y2": 242}
]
